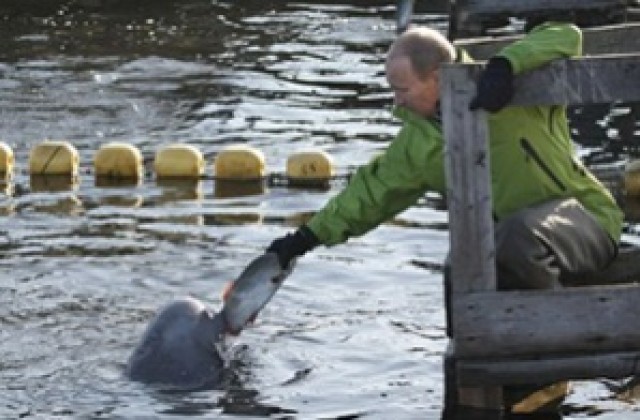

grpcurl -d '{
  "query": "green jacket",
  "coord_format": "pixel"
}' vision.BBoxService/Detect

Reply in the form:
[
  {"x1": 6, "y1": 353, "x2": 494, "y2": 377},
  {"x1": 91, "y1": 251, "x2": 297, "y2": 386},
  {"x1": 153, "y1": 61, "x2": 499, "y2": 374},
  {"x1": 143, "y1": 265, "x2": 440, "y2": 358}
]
[{"x1": 307, "y1": 22, "x2": 623, "y2": 246}]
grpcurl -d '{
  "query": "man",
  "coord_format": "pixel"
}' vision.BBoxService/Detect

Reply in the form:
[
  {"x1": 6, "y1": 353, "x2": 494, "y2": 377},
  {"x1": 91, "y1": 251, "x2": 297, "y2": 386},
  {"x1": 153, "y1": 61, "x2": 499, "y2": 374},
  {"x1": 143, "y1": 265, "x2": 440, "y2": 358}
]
[
  {"x1": 249, "y1": 21, "x2": 623, "y2": 416},
  {"x1": 267, "y1": 21, "x2": 622, "y2": 294}
]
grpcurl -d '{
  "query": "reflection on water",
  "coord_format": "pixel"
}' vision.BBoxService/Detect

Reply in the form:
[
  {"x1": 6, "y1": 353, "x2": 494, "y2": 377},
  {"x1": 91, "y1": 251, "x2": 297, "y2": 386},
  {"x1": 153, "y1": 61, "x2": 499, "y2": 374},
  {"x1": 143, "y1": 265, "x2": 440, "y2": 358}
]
[
  {"x1": 0, "y1": 179, "x2": 13, "y2": 197},
  {"x1": 0, "y1": 1, "x2": 638, "y2": 419},
  {"x1": 30, "y1": 174, "x2": 78, "y2": 192},
  {"x1": 156, "y1": 178, "x2": 202, "y2": 202},
  {"x1": 97, "y1": 194, "x2": 143, "y2": 208},
  {"x1": 214, "y1": 179, "x2": 265, "y2": 199},
  {"x1": 95, "y1": 176, "x2": 141, "y2": 189}
]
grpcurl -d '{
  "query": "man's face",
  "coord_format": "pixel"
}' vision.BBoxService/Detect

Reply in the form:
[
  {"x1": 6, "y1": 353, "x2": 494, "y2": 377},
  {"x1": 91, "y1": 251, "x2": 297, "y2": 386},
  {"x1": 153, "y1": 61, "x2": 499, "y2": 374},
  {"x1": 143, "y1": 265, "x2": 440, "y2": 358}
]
[{"x1": 385, "y1": 55, "x2": 439, "y2": 118}]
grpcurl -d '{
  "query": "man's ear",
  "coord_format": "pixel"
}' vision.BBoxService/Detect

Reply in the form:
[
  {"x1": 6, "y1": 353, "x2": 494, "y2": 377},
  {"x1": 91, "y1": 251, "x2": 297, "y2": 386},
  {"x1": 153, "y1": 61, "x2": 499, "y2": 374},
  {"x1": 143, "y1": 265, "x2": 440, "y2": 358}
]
[
  {"x1": 430, "y1": 69, "x2": 440, "y2": 85},
  {"x1": 425, "y1": 69, "x2": 440, "y2": 92}
]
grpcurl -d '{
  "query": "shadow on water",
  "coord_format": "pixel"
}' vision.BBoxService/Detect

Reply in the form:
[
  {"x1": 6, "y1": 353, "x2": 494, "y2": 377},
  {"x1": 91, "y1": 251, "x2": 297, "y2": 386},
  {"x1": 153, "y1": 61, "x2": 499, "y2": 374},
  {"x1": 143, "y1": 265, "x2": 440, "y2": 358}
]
[
  {"x1": 152, "y1": 379, "x2": 298, "y2": 418},
  {"x1": 155, "y1": 388, "x2": 296, "y2": 417}
]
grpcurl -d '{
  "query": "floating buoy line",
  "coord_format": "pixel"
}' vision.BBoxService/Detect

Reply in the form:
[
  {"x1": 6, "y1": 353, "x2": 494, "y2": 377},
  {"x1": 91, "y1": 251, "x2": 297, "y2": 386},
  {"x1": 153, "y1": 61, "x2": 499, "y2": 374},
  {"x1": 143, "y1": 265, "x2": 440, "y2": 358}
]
[
  {"x1": 4, "y1": 140, "x2": 640, "y2": 200},
  {"x1": 0, "y1": 140, "x2": 354, "y2": 193}
]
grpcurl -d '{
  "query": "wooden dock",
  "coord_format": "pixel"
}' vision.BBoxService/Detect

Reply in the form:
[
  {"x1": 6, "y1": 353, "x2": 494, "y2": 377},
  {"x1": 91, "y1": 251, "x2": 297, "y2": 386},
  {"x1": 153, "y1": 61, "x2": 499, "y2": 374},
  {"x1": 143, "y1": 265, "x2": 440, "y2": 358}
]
[{"x1": 440, "y1": 38, "x2": 640, "y2": 415}]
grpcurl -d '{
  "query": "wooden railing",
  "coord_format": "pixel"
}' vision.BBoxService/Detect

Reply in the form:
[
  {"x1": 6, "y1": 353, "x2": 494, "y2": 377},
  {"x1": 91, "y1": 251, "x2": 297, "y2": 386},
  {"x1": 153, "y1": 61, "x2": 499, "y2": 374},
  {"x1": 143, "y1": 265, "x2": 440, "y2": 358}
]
[{"x1": 440, "y1": 54, "x2": 640, "y2": 408}]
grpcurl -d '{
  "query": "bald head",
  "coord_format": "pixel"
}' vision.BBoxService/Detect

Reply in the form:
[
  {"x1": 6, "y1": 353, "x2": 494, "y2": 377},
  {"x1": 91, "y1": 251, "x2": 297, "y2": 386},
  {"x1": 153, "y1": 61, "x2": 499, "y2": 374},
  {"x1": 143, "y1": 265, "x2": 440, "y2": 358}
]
[{"x1": 387, "y1": 27, "x2": 455, "y2": 80}]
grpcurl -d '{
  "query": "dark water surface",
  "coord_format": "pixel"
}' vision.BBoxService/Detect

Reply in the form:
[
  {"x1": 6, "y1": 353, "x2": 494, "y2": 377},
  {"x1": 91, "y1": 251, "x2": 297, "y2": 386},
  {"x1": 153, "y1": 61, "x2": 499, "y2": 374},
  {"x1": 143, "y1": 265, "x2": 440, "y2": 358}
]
[{"x1": 1, "y1": 2, "x2": 639, "y2": 419}]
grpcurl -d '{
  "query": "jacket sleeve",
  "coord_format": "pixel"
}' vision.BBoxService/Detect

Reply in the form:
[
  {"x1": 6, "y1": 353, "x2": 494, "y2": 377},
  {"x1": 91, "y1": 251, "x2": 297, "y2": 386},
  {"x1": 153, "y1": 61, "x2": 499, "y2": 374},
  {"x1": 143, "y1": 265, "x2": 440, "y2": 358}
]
[
  {"x1": 306, "y1": 113, "x2": 445, "y2": 246},
  {"x1": 497, "y1": 22, "x2": 583, "y2": 74}
]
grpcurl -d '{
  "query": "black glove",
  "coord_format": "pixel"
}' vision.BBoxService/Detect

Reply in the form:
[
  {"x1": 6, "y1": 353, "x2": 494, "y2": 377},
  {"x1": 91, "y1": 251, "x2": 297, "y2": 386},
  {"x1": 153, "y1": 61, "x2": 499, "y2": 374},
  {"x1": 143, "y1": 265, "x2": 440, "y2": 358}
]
[
  {"x1": 266, "y1": 225, "x2": 319, "y2": 269},
  {"x1": 469, "y1": 57, "x2": 514, "y2": 113}
]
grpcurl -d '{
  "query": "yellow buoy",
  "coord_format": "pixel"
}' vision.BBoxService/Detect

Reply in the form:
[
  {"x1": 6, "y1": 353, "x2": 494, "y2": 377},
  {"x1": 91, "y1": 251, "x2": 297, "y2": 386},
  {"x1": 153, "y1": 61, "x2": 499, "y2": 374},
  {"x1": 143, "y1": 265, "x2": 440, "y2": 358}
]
[
  {"x1": 154, "y1": 144, "x2": 204, "y2": 179},
  {"x1": 0, "y1": 142, "x2": 14, "y2": 178},
  {"x1": 214, "y1": 145, "x2": 265, "y2": 180},
  {"x1": 286, "y1": 149, "x2": 334, "y2": 186},
  {"x1": 624, "y1": 159, "x2": 640, "y2": 197},
  {"x1": 29, "y1": 141, "x2": 79, "y2": 176},
  {"x1": 0, "y1": 181, "x2": 12, "y2": 197},
  {"x1": 94, "y1": 142, "x2": 143, "y2": 179}
]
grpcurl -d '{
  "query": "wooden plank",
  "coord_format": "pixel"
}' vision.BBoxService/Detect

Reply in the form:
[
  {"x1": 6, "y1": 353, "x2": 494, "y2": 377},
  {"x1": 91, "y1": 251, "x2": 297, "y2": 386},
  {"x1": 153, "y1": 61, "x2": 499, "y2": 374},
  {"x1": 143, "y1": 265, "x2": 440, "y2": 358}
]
[
  {"x1": 513, "y1": 54, "x2": 640, "y2": 105},
  {"x1": 440, "y1": 63, "x2": 503, "y2": 409},
  {"x1": 456, "y1": 351, "x2": 640, "y2": 386},
  {"x1": 452, "y1": 284, "x2": 640, "y2": 358},
  {"x1": 455, "y1": 55, "x2": 640, "y2": 107},
  {"x1": 440, "y1": 64, "x2": 496, "y2": 294},
  {"x1": 458, "y1": 0, "x2": 625, "y2": 14},
  {"x1": 554, "y1": 22, "x2": 640, "y2": 56},
  {"x1": 455, "y1": 22, "x2": 640, "y2": 59}
]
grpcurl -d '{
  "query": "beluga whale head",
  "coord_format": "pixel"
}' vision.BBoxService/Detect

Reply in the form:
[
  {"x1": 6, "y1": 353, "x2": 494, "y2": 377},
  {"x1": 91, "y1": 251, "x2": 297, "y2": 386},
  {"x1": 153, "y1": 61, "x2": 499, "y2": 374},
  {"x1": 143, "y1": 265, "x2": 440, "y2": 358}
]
[{"x1": 126, "y1": 252, "x2": 292, "y2": 390}]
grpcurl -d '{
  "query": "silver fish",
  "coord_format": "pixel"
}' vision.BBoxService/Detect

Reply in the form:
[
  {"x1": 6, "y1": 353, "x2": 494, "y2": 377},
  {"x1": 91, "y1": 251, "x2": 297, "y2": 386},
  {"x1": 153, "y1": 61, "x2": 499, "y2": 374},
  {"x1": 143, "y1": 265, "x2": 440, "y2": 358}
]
[
  {"x1": 221, "y1": 252, "x2": 292, "y2": 334},
  {"x1": 396, "y1": 0, "x2": 415, "y2": 34}
]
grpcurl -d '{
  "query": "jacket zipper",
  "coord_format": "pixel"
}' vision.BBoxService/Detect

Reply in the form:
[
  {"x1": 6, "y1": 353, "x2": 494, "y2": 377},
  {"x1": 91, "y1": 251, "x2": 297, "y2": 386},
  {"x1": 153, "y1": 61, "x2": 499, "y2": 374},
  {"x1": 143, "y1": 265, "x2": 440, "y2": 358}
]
[
  {"x1": 548, "y1": 106, "x2": 558, "y2": 135},
  {"x1": 520, "y1": 138, "x2": 566, "y2": 191}
]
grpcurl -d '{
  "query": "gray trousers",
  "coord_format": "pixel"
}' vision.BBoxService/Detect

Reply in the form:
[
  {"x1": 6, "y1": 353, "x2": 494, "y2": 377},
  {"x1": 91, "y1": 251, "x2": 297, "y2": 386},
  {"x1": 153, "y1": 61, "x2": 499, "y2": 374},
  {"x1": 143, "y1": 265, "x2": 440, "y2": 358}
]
[
  {"x1": 495, "y1": 197, "x2": 617, "y2": 290},
  {"x1": 444, "y1": 197, "x2": 617, "y2": 336}
]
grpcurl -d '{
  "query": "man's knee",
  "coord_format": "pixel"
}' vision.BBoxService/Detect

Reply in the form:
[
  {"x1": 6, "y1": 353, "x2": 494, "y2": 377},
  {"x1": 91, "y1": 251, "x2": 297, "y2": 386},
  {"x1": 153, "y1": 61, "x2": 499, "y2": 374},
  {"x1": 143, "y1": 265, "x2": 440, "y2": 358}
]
[
  {"x1": 495, "y1": 213, "x2": 559, "y2": 290},
  {"x1": 495, "y1": 215, "x2": 540, "y2": 266}
]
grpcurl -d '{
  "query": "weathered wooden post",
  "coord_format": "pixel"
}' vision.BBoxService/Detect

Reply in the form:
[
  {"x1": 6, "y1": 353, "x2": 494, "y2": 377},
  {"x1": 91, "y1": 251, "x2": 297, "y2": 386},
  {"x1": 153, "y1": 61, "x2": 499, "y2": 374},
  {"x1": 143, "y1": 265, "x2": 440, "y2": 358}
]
[{"x1": 440, "y1": 61, "x2": 501, "y2": 410}]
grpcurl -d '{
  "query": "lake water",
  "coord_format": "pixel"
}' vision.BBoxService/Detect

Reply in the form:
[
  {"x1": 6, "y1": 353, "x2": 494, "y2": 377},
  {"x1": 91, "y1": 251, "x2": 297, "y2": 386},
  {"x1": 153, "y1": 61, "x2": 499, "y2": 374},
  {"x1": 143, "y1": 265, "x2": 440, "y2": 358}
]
[{"x1": 1, "y1": 1, "x2": 639, "y2": 419}]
